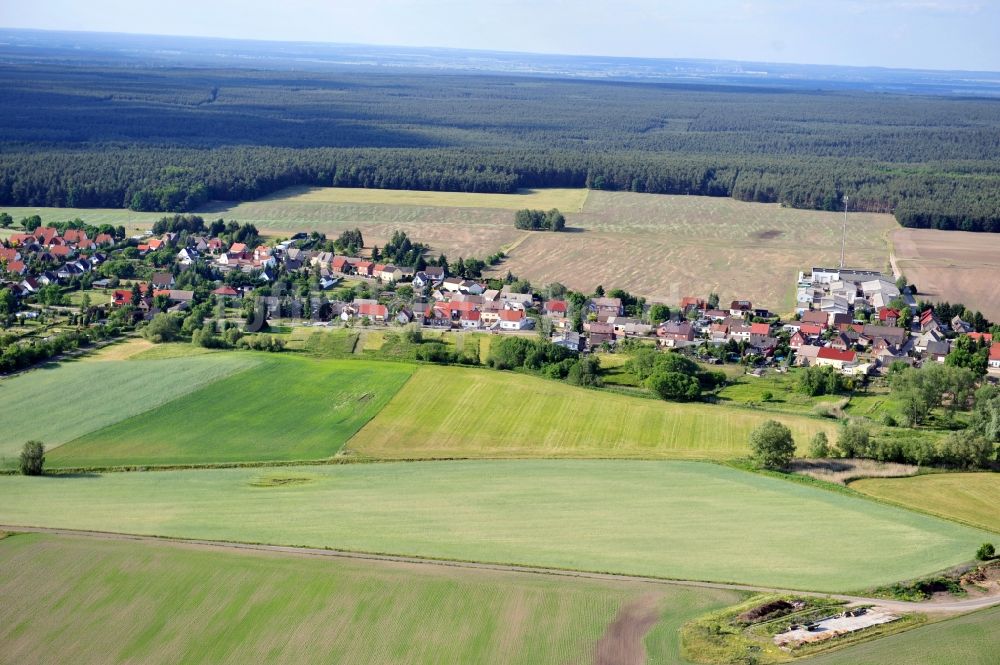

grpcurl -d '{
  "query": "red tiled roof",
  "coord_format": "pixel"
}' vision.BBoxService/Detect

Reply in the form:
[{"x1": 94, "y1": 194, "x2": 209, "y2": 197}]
[
  {"x1": 462, "y1": 311, "x2": 482, "y2": 321},
  {"x1": 6, "y1": 260, "x2": 26, "y2": 274},
  {"x1": 500, "y1": 309, "x2": 524, "y2": 322},
  {"x1": 991, "y1": 343, "x2": 1000, "y2": 362},
  {"x1": 818, "y1": 347, "x2": 856, "y2": 362},
  {"x1": 967, "y1": 332, "x2": 993, "y2": 344},
  {"x1": 212, "y1": 286, "x2": 239, "y2": 296},
  {"x1": 799, "y1": 323, "x2": 824, "y2": 336},
  {"x1": 358, "y1": 303, "x2": 387, "y2": 318},
  {"x1": 878, "y1": 307, "x2": 900, "y2": 321},
  {"x1": 750, "y1": 323, "x2": 771, "y2": 335},
  {"x1": 545, "y1": 300, "x2": 567, "y2": 313}
]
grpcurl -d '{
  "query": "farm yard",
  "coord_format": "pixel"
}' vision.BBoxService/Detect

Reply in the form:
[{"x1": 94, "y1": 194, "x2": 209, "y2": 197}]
[
  {"x1": 802, "y1": 603, "x2": 1000, "y2": 665},
  {"x1": 852, "y1": 473, "x2": 1000, "y2": 534},
  {"x1": 892, "y1": 227, "x2": 1000, "y2": 321},
  {"x1": 0, "y1": 460, "x2": 988, "y2": 592},
  {"x1": 0, "y1": 531, "x2": 743, "y2": 665},
  {"x1": 347, "y1": 365, "x2": 837, "y2": 460},
  {"x1": 47, "y1": 356, "x2": 414, "y2": 468}
]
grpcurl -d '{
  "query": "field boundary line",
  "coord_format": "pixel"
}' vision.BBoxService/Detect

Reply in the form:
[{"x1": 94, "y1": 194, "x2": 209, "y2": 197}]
[{"x1": 2, "y1": 525, "x2": 998, "y2": 614}]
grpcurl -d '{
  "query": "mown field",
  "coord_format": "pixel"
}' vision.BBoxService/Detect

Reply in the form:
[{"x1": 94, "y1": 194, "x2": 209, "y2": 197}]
[
  {"x1": 0, "y1": 460, "x2": 987, "y2": 592},
  {"x1": 48, "y1": 356, "x2": 414, "y2": 468},
  {"x1": 803, "y1": 604, "x2": 1000, "y2": 665},
  {"x1": 893, "y1": 227, "x2": 1000, "y2": 321},
  {"x1": 0, "y1": 532, "x2": 741, "y2": 665},
  {"x1": 497, "y1": 191, "x2": 896, "y2": 311},
  {"x1": 248, "y1": 186, "x2": 590, "y2": 211},
  {"x1": 0, "y1": 354, "x2": 258, "y2": 463},
  {"x1": 0, "y1": 205, "x2": 163, "y2": 230},
  {"x1": 347, "y1": 365, "x2": 838, "y2": 460},
  {"x1": 852, "y1": 472, "x2": 1000, "y2": 534}
]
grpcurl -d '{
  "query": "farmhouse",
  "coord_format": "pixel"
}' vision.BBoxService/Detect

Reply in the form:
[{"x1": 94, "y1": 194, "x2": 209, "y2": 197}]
[
  {"x1": 657, "y1": 321, "x2": 695, "y2": 347},
  {"x1": 729, "y1": 300, "x2": 752, "y2": 317}
]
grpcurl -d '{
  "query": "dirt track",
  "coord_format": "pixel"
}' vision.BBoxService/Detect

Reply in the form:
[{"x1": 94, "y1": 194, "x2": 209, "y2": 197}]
[
  {"x1": 4, "y1": 524, "x2": 998, "y2": 616},
  {"x1": 594, "y1": 593, "x2": 662, "y2": 665}
]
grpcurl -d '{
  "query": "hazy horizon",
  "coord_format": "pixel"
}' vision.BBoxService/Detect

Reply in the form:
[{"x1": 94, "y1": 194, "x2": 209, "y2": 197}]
[{"x1": 2, "y1": 1, "x2": 999, "y2": 72}]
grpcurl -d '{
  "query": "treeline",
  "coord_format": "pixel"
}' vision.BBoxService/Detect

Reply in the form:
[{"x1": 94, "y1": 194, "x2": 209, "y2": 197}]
[{"x1": 2, "y1": 64, "x2": 1000, "y2": 229}]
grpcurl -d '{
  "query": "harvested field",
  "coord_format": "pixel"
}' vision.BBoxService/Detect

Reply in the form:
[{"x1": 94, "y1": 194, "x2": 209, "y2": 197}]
[
  {"x1": 852, "y1": 472, "x2": 1000, "y2": 533},
  {"x1": 347, "y1": 365, "x2": 837, "y2": 460},
  {"x1": 195, "y1": 189, "x2": 526, "y2": 257},
  {"x1": 0, "y1": 531, "x2": 739, "y2": 665},
  {"x1": 892, "y1": 227, "x2": 1000, "y2": 321},
  {"x1": 496, "y1": 191, "x2": 896, "y2": 312},
  {"x1": 0, "y1": 460, "x2": 988, "y2": 592}
]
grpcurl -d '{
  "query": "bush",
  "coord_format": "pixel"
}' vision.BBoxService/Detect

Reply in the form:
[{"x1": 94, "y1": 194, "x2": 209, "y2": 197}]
[
  {"x1": 143, "y1": 312, "x2": 180, "y2": 343},
  {"x1": 808, "y1": 431, "x2": 830, "y2": 458},
  {"x1": 761, "y1": 391, "x2": 773, "y2": 402},
  {"x1": 977, "y1": 543, "x2": 996, "y2": 561},
  {"x1": 647, "y1": 370, "x2": 701, "y2": 401},
  {"x1": 837, "y1": 421, "x2": 872, "y2": 458},
  {"x1": 749, "y1": 420, "x2": 796, "y2": 470},
  {"x1": 19, "y1": 440, "x2": 45, "y2": 476}
]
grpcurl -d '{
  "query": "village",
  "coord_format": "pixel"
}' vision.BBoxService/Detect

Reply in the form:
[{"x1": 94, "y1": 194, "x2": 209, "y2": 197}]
[{"x1": 2, "y1": 221, "x2": 1000, "y2": 379}]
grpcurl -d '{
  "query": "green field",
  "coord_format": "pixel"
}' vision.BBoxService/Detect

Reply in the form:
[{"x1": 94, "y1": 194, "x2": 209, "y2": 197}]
[
  {"x1": 0, "y1": 532, "x2": 740, "y2": 665},
  {"x1": 49, "y1": 356, "x2": 414, "y2": 467},
  {"x1": 0, "y1": 460, "x2": 987, "y2": 592},
  {"x1": 0, "y1": 354, "x2": 258, "y2": 463},
  {"x1": 802, "y1": 604, "x2": 1000, "y2": 665},
  {"x1": 348, "y1": 365, "x2": 838, "y2": 459},
  {"x1": 852, "y1": 472, "x2": 1000, "y2": 533},
  {"x1": 0, "y1": 205, "x2": 163, "y2": 229}
]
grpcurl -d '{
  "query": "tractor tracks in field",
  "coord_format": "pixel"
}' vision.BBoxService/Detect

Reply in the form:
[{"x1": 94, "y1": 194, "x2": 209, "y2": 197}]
[{"x1": 4, "y1": 524, "x2": 999, "y2": 615}]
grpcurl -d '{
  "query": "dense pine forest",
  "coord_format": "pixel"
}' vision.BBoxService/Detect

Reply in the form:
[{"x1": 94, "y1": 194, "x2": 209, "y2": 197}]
[{"x1": 2, "y1": 61, "x2": 1000, "y2": 230}]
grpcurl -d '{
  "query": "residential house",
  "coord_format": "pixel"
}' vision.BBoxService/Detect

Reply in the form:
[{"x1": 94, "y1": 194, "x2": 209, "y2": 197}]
[
  {"x1": 923, "y1": 340, "x2": 951, "y2": 363},
  {"x1": 151, "y1": 273, "x2": 175, "y2": 290},
  {"x1": 951, "y1": 315, "x2": 973, "y2": 334},
  {"x1": 552, "y1": 331, "x2": 584, "y2": 352},
  {"x1": 357, "y1": 302, "x2": 388, "y2": 322},
  {"x1": 794, "y1": 344, "x2": 822, "y2": 367},
  {"x1": 919, "y1": 309, "x2": 940, "y2": 333},
  {"x1": 967, "y1": 332, "x2": 994, "y2": 345},
  {"x1": 657, "y1": 321, "x2": 695, "y2": 348},
  {"x1": 498, "y1": 309, "x2": 529, "y2": 331},
  {"x1": 878, "y1": 307, "x2": 900, "y2": 327},
  {"x1": 990, "y1": 343, "x2": 1000, "y2": 369},
  {"x1": 460, "y1": 310, "x2": 483, "y2": 329},
  {"x1": 815, "y1": 347, "x2": 858, "y2": 371},
  {"x1": 914, "y1": 328, "x2": 944, "y2": 354},
  {"x1": 799, "y1": 310, "x2": 829, "y2": 328},
  {"x1": 177, "y1": 248, "x2": 200, "y2": 266},
  {"x1": 590, "y1": 297, "x2": 623, "y2": 319},
  {"x1": 680, "y1": 297, "x2": 707, "y2": 316},
  {"x1": 729, "y1": 300, "x2": 752, "y2": 317},
  {"x1": 332, "y1": 256, "x2": 354, "y2": 274},
  {"x1": 587, "y1": 322, "x2": 614, "y2": 347},
  {"x1": 354, "y1": 261, "x2": 374, "y2": 277},
  {"x1": 544, "y1": 300, "x2": 568, "y2": 317}
]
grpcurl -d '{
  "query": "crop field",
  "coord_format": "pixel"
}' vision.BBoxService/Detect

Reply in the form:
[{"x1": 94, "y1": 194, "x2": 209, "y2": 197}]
[
  {"x1": 893, "y1": 227, "x2": 1000, "y2": 321},
  {"x1": 496, "y1": 191, "x2": 896, "y2": 312},
  {"x1": 49, "y1": 356, "x2": 414, "y2": 467},
  {"x1": 803, "y1": 604, "x2": 1000, "y2": 665},
  {"x1": 0, "y1": 354, "x2": 258, "y2": 463},
  {"x1": 0, "y1": 532, "x2": 740, "y2": 665},
  {"x1": 0, "y1": 460, "x2": 987, "y2": 592},
  {"x1": 347, "y1": 365, "x2": 837, "y2": 459},
  {"x1": 852, "y1": 472, "x2": 1000, "y2": 533}
]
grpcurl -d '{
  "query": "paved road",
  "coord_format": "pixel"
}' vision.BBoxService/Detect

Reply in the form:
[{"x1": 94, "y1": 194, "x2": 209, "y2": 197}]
[{"x1": 4, "y1": 524, "x2": 998, "y2": 614}]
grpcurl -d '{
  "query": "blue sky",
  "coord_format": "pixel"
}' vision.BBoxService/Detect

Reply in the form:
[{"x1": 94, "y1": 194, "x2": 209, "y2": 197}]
[{"x1": 3, "y1": 0, "x2": 998, "y2": 71}]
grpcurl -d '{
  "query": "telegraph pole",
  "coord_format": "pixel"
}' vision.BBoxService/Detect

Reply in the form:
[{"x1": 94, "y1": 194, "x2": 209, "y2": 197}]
[{"x1": 840, "y1": 195, "x2": 849, "y2": 269}]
